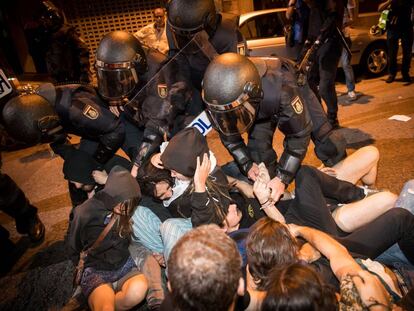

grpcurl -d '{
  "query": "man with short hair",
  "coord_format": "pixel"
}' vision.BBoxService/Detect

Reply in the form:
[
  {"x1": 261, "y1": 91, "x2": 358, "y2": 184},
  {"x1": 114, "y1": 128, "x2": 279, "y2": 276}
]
[
  {"x1": 135, "y1": 8, "x2": 168, "y2": 54},
  {"x1": 164, "y1": 224, "x2": 244, "y2": 311}
]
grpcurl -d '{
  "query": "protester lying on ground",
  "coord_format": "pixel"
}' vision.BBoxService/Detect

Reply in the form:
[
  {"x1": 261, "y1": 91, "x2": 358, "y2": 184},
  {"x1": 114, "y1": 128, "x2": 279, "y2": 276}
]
[
  {"x1": 247, "y1": 218, "x2": 413, "y2": 309},
  {"x1": 226, "y1": 156, "x2": 396, "y2": 235},
  {"x1": 67, "y1": 166, "x2": 148, "y2": 310}
]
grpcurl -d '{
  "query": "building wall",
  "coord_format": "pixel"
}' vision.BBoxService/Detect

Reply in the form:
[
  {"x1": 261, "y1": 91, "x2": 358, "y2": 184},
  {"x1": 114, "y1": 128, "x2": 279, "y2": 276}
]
[{"x1": 61, "y1": 0, "x2": 164, "y2": 72}]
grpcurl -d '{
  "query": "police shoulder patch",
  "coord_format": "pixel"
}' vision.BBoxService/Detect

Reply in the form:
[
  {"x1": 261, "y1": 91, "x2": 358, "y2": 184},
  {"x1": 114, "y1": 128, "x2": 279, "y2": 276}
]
[
  {"x1": 291, "y1": 96, "x2": 304, "y2": 114},
  {"x1": 83, "y1": 104, "x2": 99, "y2": 120},
  {"x1": 157, "y1": 83, "x2": 168, "y2": 98}
]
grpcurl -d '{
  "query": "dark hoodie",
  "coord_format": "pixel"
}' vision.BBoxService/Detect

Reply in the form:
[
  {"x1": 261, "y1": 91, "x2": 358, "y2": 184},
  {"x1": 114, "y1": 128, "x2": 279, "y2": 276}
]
[
  {"x1": 68, "y1": 166, "x2": 141, "y2": 270},
  {"x1": 161, "y1": 127, "x2": 230, "y2": 226}
]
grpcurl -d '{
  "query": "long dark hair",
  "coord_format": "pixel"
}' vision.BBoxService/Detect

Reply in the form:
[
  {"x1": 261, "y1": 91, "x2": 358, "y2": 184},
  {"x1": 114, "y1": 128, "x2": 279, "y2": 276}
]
[
  {"x1": 262, "y1": 263, "x2": 338, "y2": 311},
  {"x1": 116, "y1": 196, "x2": 140, "y2": 238},
  {"x1": 136, "y1": 160, "x2": 174, "y2": 200},
  {"x1": 179, "y1": 172, "x2": 231, "y2": 226}
]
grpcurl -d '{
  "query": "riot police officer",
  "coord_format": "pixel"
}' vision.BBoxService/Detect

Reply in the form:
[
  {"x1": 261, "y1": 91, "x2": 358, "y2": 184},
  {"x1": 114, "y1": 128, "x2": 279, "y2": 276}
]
[
  {"x1": 95, "y1": 31, "x2": 193, "y2": 176},
  {"x1": 0, "y1": 70, "x2": 45, "y2": 273},
  {"x1": 202, "y1": 53, "x2": 346, "y2": 202},
  {"x1": 166, "y1": 0, "x2": 242, "y2": 92},
  {"x1": 2, "y1": 85, "x2": 125, "y2": 165}
]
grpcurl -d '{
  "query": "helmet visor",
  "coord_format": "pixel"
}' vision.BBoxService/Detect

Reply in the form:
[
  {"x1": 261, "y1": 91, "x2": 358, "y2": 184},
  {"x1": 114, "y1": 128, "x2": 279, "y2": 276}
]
[
  {"x1": 206, "y1": 100, "x2": 258, "y2": 136},
  {"x1": 96, "y1": 67, "x2": 138, "y2": 102}
]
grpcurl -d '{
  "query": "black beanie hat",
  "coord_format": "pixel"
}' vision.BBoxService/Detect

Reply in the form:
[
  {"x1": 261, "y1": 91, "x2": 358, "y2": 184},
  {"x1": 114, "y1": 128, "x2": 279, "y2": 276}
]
[
  {"x1": 63, "y1": 149, "x2": 101, "y2": 185},
  {"x1": 161, "y1": 127, "x2": 209, "y2": 177},
  {"x1": 103, "y1": 165, "x2": 141, "y2": 204}
]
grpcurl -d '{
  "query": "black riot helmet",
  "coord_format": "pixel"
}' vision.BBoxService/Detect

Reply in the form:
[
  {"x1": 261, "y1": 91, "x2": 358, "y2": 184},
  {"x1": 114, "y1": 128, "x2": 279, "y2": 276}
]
[
  {"x1": 167, "y1": 0, "x2": 218, "y2": 50},
  {"x1": 202, "y1": 53, "x2": 263, "y2": 136},
  {"x1": 39, "y1": 1, "x2": 64, "y2": 33},
  {"x1": 96, "y1": 31, "x2": 148, "y2": 103},
  {"x1": 2, "y1": 94, "x2": 64, "y2": 144}
]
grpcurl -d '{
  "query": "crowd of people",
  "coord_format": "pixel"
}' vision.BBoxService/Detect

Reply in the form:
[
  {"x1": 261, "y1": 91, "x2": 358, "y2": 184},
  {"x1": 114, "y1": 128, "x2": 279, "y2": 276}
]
[{"x1": 0, "y1": 0, "x2": 414, "y2": 310}]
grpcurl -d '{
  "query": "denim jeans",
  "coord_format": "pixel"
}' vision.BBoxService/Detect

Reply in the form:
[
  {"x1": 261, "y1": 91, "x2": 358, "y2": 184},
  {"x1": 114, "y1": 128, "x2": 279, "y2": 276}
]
[
  {"x1": 131, "y1": 206, "x2": 193, "y2": 262},
  {"x1": 340, "y1": 43, "x2": 355, "y2": 92},
  {"x1": 132, "y1": 206, "x2": 164, "y2": 254},
  {"x1": 160, "y1": 218, "x2": 193, "y2": 261},
  {"x1": 377, "y1": 180, "x2": 414, "y2": 266}
]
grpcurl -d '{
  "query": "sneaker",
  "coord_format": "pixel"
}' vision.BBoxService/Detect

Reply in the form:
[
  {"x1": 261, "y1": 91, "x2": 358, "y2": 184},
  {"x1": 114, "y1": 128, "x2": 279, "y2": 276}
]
[
  {"x1": 385, "y1": 75, "x2": 395, "y2": 83},
  {"x1": 359, "y1": 185, "x2": 381, "y2": 198},
  {"x1": 347, "y1": 91, "x2": 357, "y2": 101}
]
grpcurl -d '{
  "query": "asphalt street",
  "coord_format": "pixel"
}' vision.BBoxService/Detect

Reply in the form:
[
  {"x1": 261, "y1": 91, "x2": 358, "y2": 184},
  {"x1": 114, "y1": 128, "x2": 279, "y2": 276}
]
[{"x1": 0, "y1": 70, "x2": 413, "y2": 310}]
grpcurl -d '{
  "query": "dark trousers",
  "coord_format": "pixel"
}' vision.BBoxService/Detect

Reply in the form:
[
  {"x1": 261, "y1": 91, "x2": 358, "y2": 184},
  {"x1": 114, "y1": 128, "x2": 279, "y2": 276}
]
[
  {"x1": 308, "y1": 38, "x2": 342, "y2": 116},
  {"x1": 387, "y1": 27, "x2": 414, "y2": 76},
  {"x1": 284, "y1": 166, "x2": 414, "y2": 265},
  {"x1": 0, "y1": 172, "x2": 38, "y2": 240}
]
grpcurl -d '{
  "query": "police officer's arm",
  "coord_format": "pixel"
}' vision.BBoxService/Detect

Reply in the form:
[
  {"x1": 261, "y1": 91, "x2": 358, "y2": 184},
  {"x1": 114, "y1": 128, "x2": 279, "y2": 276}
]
[
  {"x1": 133, "y1": 121, "x2": 167, "y2": 169},
  {"x1": 275, "y1": 87, "x2": 312, "y2": 186},
  {"x1": 95, "y1": 119, "x2": 125, "y2": 164},
  {"x1": 219, "y1": 132, "x2": 255, "y2": 177}
]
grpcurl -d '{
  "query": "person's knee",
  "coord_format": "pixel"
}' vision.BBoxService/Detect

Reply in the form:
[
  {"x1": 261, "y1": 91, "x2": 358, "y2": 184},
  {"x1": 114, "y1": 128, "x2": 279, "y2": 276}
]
[
  {"x1": 122, "y1": 275, "x2": 148, "y2": 305},
  {"x1": 362, "y1": 145, "x2": 380, "y2": 165}
]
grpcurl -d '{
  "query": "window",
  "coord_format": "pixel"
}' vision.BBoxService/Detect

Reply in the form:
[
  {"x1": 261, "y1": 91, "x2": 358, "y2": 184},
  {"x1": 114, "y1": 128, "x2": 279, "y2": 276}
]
[{"x1": 240, "y1": 12, "x2": 286, "y2": 40}]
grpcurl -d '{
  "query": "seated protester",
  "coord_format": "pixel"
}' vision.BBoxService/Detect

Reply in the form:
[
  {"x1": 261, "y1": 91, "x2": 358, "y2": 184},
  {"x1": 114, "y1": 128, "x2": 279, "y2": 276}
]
[
  {"x1": 131, "y1": 127, "x2": 231, "y2": 261},
  {"x1": 262, "y1": 264, "x2": 389, "y2": 311},
  {"x1": 160, "y1": 224, "x2": 252, "y2": 311},
  {"x1": 67, "y1": 166, "x2": 147, "y2": 310},
  {"x1": 263, "y1": 224, "x2": 405, "y2": 310},
  {"x1": 137, "y1": 160, "x2": 174, "y2": 203},
  {"x1": 246, "y1": 165, "x2": 414, "y2": 266},
  {"x1": 225, "y1": 162, "x2": 396, "y2": 235},
  {"x1": 262, "y1": 264, "x2": 338, "y2": 311},
  {"x1": 74, "y1": 157, "x2": 168, "y2": 310},
  {"x1": 246, "y1": 217, "x2": 413, "y2": 306}
]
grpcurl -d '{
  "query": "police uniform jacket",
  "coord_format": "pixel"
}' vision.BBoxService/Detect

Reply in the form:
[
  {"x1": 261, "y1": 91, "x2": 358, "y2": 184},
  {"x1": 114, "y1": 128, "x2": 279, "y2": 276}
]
[
  {"x1": 121, "y1": 48, "x2": 192, "y2": 166},
  {"x1": 220, "y1": 57, "x2": 312, "y2": 185},
  {"x1": 166, "y1": 13, "x2": 240, "y2": 89},
  {"x1": 54, "y1": 85, "x2": 125, "y2": 164}
]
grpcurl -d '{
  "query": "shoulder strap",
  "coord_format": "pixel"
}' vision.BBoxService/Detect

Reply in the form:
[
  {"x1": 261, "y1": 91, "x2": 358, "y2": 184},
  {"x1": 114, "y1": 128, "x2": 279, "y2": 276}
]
[{"x1": 87, "y1": 214, "x2": 119, "y2": 253}]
